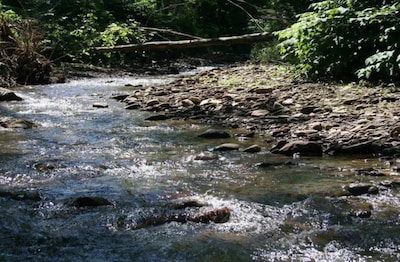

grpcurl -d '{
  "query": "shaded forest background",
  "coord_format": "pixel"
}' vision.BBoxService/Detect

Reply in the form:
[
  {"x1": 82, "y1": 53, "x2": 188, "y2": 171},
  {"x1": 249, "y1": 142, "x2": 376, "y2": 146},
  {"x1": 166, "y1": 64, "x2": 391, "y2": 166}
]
[{"x1": 0, "y1": 0, "x2": 399, "y2": 85}]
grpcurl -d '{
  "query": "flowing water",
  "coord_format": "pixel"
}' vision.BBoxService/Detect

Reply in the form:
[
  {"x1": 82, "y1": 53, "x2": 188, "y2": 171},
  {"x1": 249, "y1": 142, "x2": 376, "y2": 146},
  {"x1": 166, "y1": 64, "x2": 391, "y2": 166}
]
[{"x1": 1, "y1": 71, "x2": 400, "y2": 261}]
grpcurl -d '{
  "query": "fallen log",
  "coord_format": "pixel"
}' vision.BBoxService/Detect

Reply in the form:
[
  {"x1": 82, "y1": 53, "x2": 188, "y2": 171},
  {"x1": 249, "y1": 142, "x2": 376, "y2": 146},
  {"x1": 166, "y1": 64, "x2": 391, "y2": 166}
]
[{"x1": 92, "y1": 32, "x2": 273, "y2": 53}]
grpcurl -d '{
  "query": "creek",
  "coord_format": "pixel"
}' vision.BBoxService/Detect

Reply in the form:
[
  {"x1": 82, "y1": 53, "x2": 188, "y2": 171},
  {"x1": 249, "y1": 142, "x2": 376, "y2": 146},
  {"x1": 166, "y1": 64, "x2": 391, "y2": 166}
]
[{"x1": 1, "y1": 70, "x2": 400, "y2": 261}]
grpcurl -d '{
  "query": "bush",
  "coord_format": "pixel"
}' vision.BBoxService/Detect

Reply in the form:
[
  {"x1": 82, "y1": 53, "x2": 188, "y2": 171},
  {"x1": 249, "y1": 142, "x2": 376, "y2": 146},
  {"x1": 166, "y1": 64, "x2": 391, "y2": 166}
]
[
  {"x1": 277, "y1": 0, "x2": 400, "y2": 83},
  {"x1": 0, "y1": 8, "x2": 51, "y2": 85}
]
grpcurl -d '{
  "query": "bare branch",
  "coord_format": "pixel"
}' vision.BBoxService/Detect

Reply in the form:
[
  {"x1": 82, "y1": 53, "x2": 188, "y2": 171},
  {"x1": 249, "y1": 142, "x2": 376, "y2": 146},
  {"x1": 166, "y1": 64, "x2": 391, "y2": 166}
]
[
  {"x1": 139, "y1": 26, "x2": 203, "y2": 40},
  {"x1": 92, "y1": 32, "x2": 274, "y2": 53}
]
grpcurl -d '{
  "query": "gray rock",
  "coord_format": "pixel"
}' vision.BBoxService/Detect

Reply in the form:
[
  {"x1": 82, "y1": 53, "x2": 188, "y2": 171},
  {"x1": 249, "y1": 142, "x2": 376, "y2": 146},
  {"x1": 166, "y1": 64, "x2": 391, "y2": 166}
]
[
  {"x1": 213, "y1": 143, "x2": 240, "y2": 151},
  {"x1": 243, "y1": 144, "x2": 261, "y2": 153},
  {"x1": 93, "y1": 102, "x2": 109, "y2": 108}
]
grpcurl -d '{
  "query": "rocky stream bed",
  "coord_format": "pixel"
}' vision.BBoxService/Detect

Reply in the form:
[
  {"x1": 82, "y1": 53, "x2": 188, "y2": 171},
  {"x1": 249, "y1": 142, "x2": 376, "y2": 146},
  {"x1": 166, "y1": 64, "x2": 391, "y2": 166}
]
[{"x1": 113, "y1": 63, "x2": 400, "y2": 156}]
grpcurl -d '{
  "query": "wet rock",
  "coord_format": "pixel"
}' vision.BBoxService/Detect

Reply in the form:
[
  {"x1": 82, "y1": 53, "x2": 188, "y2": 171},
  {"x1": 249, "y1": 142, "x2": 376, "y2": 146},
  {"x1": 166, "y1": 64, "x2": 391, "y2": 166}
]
[
  {"x1": 198, "y1": 129, "x2": 230, "y2": 139},
  {"x1": 213, "y1": 143, "x2": 240, "y2": 151},
  {"x1": 355, "y1": 168, "x2": 385, "y2": 177},
  {"x1": 273, "y1": 140, "x2": 323, "y2": 156},
  {"x1": 0, "y1": 117, "x2": 37, "y2": 129},
  {"x1": 110, "y1": 94, "x2": 129, "y2": 101},
  {"x1": 11, "y1": 191, "x2": 42, "y2": 201},
  {"x1": 238, "y1": 132, "x2": 255, "y2": 138},
  {"x1": 243, "y1": 144, "x2": 261, "y2": 153},
  {"x1": 270, "y1": 140, "x2": 290, "y2": 153},
  {"x1": 92, "y1": 102, "x2": 108, "y2": 108},
  {"x1": 0, "y1": 87, "x2": 23, "y2": 101},
  {"x1": 379, "y1": 179, "x2": 400, "y2": 188},
  {"x1": 256, "y1": 160, "x2": 296, "y2": 168},
  {"x1": 348, "y1": 200, "x2": 373, "y2": 218},
  {"x1": 125, "y1": 103, "x2": 140, "y2": 110},
  {"x1": 123, "y1": 96, "x2": 139, "y2": 104},
  {"x1": 146, "y1": 99, "x2": 160, "y2": 107},
  {"x1": 351, "y1": 209, "x2": 372, "y2": 218},
  {"x1": 34, "y1": 163, "x2": 56, "y2": 172},
  {"x1": 0, "y1": 190, "x2": 42, "y2": 201},
  {"x1": 172, "y1": 199, "x2": 206, "y2": 209},
  {"x1": 329, "y1": 140, "x2": 381, "y2": 155},
  {"x1": 344, "y1": 183, "x2": 379, "y2": 196},
  {"x1": 136, "y1": 207, "x2": 231, "y2": 229},
  {"x1": 187, "y1": 207, "x2": 231, "y2": 223},
  {"x1": 193, "y1": 152, "x2": 219, "y2": 161},
  {"x1": 145, "y1": 114, "x2": 169, "y2": 121},
  {"x1": 72, "y1": 196, "x2": 113, "y2": 207}
]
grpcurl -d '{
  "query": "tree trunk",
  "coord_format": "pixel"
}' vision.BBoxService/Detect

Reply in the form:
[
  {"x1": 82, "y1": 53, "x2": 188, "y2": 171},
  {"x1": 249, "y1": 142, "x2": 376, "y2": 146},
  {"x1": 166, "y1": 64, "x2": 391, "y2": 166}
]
[{"x1": 92, "y1": 32, "x2": 273, "y2": 53}]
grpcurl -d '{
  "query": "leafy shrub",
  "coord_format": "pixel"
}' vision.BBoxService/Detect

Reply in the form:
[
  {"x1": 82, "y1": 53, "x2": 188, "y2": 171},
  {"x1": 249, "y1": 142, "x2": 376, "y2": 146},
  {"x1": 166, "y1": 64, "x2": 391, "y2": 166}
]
[{"x1": 277, "y1": 0, "x2": 400, "y2": 83}]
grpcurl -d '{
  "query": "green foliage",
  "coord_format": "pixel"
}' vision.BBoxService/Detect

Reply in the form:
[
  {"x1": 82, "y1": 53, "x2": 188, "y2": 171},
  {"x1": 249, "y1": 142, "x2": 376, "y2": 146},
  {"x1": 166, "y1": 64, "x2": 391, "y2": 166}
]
[
  {"x1": 277, "y1": 0, "x2": 400, "y2": 82},
  {"x1": 100, "y1": 22, "x2": 145, "y2": 47}
]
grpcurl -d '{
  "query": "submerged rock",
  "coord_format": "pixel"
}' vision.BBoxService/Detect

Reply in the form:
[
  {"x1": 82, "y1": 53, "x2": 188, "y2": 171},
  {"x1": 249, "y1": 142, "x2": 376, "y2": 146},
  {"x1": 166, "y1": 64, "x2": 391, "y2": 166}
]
[
  {"x1": 145, "y1": 114, "x2": 169, "y2": 121},
  {"x1": 171, "y1": 199, "x2": 206, "y2": 209},
  {"x1": 0, "y1": 190, "x2": 42, "y2": 201},
  {"x1": 0, "y1": 117, "x2": 37, "y2": 129},
  {"x1": 136, "y1": 207, "x2": 231, "y2": 229},
  {"x1": 355, "y1": 168, "x2": 385, "y2": 177},
  {"x1": 34, "y1": 162, "x2": 57, "y2": 172},
  {"x1": 72, "y1": 196, "x2": 113, "y2": 207},
  {"x1": 193, "y1": 152, "x2": 219, "y2": 161},
  {"x1": 344, "y1": 183, "x2": 379, "y2": 196}
]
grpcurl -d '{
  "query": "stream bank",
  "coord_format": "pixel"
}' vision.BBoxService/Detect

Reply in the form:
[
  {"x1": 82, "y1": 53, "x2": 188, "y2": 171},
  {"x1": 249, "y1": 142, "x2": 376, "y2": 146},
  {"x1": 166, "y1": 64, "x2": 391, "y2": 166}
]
[{"x1": 116, "y1": 62, "x2": 400, "y2": 157}]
